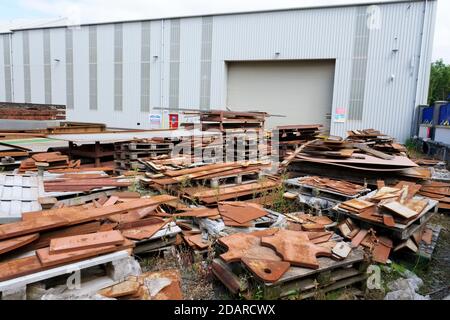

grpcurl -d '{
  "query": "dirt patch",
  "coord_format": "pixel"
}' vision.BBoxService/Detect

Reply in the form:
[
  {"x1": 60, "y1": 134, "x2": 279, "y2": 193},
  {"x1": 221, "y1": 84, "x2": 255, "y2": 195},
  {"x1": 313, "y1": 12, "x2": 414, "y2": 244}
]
[
  {"x1": 389, "y1": 213, "x2": 450, "y2": 299},
  {"x1": 137, "y1": 246, "x2": 226, "y2": 300},
  {"x1": 415, "y1": 213, "x2": 450, "y2": 298}
]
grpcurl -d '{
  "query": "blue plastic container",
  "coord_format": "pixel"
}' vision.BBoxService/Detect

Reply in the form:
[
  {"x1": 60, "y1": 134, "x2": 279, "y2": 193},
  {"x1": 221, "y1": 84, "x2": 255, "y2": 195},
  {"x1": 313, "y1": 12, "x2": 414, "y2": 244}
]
[
  {"x1": 439, "y1": 103, "x2": 450, "y2": 125},
  {"x1": 422, "y1": 106, "x2": 434, "y2": 124}
]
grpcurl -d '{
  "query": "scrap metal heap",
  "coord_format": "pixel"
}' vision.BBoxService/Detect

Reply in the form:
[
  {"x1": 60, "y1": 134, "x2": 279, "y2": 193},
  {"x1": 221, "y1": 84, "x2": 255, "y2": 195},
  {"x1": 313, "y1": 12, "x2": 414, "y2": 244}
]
[
  {"x1": 19, "y1": 151, "x2": 81, "y2": 173},
  {"x1": 0, "y1": 103, "x2": 66, "y2": 121},
  {"x1": 0, "y1": 112, "x2": 446, "y2": 300}
]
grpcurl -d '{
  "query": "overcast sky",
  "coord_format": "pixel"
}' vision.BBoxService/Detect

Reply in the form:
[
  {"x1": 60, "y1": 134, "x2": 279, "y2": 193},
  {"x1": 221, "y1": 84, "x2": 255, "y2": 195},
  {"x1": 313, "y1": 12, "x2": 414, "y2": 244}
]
[{"x1": 0, "y1": 0, "x2": 448, "y2": 62}]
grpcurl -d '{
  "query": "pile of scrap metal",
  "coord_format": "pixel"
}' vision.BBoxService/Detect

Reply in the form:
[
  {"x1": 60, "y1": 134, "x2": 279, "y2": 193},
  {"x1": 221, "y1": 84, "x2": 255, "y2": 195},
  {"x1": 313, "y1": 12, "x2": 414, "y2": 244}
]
[
  {"x1": 418, "y1": 181, "x2": 450, "y2": 210},
  {"x1": 114, "y1": 138, "x2": 177, "y2": 173},
  {"x1": 43, "y1": 174, "x2": 132, "y2": 193},
  {"x1": 212, "y1": 227, "x2": 366, "y2": 299},
  {"x1": 275, "y1": 124, "x2": 323, "y2": 158},
  {"x1": 183, "y1": 110, "x2": 270, "y2": 162},
  {"x1": 0, "y1": 195, "x2": 180, "y2": 284},
  {"x1": 0, "y1": 142, "x2": 30, "y2": 159},
  {"x1": 174, "y1": 134, "x2": 223, "y2": 163},
  {"x1": 287, "y1": 136, "x2": 423, "y2": 185},
  {"x1": 0, "y1": 142, "x2": 31, "y2": 170},
  {"x1": 97, "y1": 270, "x2": 183, "y2": 300},
  {"x1": 0, "y1": 103, "x2": 66, "y2": 121},
  {"x1": 140, "y1": 161, "x2": 279, "y2": 204},
  {"x1": 296, "y1": 176, "x2": 368, "y2": 197},
  {"x1": 284, "y1": 176, "x2": 371, "y2": 212},
  {"x1": 346, "y1": 129, "x2": 407, "y2": 155},
  {"x1": 198, "y1": 110, "x2": 268, "y2": 132},
  {"x1": 189, "y1": 202, "x2": 286, "y2": 240},
  {"x1": 138, "y1": 155, "x2": 204, "y2": 172},
  {"x1": 334, "y1": 181, "x2": 438, "y2": 263},
  {"x1": 19, "y1": 152, "x2": 81, "y2": 173},
  {"x1": 224, "y1": 131, "x2": 271, "y2": 162}
]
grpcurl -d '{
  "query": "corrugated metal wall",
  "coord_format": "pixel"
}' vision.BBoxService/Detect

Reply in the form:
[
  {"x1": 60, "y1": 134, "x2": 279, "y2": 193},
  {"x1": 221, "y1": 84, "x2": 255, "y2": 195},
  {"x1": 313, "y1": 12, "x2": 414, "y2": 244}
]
[{"x1": 0, "y1": 1, "x2": 437, "y2": 141}]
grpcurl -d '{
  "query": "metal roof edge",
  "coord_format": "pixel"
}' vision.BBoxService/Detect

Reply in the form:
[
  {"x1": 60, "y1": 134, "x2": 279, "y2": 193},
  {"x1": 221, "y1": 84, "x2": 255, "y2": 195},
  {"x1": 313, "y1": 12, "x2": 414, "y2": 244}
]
[{"x1": 6, "y1": 0, "x2": 433, "y2": 32}]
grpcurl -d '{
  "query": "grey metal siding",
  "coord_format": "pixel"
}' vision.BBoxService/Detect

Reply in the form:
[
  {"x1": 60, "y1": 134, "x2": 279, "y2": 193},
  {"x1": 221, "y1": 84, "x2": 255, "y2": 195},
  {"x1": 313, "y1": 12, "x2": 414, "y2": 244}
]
[
  {"x1": 114, "y1": 24, "x2": 123, "y2": 111},
  {"x1": 89, "y1": 25, "x2": 98, "y2": 110},
  {"x1": 2, "y1": 35, "x2": 12, "y2": 102},
  {"x1": 200, "y1": 17, "x2": 213, "y2": 110},
  {"x1": 348, "y1": 6, "x2": 370, "y2": 120},
  {"x1": 1, "y1": 1, "x2": 437, "y2": 140},
  {"x1": 169, "y1": 19, "x2": 180, "y2": 109},
  {"x1": 22, "y1": 31, "x2": 31, "y2": 102},
  {"x1": 65, "y1": 29, "x2": 74, "y2": 109},
  {"x1": 43, "y1": 29, "x2": 52, "y2": 104},
  {"x1": 141, "y1": 21, "x2": 151, "y2": 112}
]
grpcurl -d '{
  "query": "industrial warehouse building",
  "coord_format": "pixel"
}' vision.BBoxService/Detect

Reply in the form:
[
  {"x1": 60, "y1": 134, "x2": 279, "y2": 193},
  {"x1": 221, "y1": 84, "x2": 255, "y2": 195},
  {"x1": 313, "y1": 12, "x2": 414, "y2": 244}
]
[{"x1": 0, "y1": 0, "x2": 437, "y2": 141}]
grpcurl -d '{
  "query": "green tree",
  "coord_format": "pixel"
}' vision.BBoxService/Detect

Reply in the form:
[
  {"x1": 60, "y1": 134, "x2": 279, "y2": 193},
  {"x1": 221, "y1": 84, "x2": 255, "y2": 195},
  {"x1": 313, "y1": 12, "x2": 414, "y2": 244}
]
[{"x1": 428, "y1": 59, "x2": 450, "y2": 104}]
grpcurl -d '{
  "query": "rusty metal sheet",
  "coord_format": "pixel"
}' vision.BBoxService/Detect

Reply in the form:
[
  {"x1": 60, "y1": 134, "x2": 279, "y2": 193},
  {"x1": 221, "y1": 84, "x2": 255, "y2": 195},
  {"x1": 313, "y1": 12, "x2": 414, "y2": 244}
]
[
  {"x1": 98, "y1": 280, "x2": 141, "y2": 298},
  {"x1": 350, "y1": 229, "x2": 369, "y2": 248},
  {"x1": 0, "y1": 233, "x2": 39, "y2": 255},
  {"x1": 261, "y1": 229, "x2": 333, "y2": 269},
  {"x1": 218, "y1": 202, "x2": 267, "y2": 224},
  {"x1": 121, "y1": 222, "x2": 168, "y2": 240},
  {"x1": 372, "y1": 236, "x2": 393, "y2": 264},
  {"x1": 241, "y1": 258, "x2": 290, "y2": 283},
  {"x1": 184, "y1": 234, "x2": 211, "y2": 249},
  {"x1": 218, "y1": 230, "x2": 280, "y2": 263},
  {"x1": 383, "y1": 214, "x2": 396, "y2": 227},
  {"x1": 296, "y1": 154, "x2": 417, "y2": 167},
  {"x1": 49, "y1": 230, "x2": 125, "y2": 254}
]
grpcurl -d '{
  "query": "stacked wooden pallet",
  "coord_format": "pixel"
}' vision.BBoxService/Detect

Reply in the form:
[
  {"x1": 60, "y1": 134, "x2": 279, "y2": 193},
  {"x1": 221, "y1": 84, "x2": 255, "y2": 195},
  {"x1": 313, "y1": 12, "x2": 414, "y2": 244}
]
[
  {"x1": 142, "y1": 162, "x2": 275, "y2": 203},
  {"x1": 114, "y1": 139, "x2": 175, "y2": 172},
  {"x1": 199, "y1": 110, "x2": 267, "y2": 132},
  {"x1": 174, "y1": 134, "x2": 223, "y2": 163},
  {"x1": 224, "y1": 131, "x2": 271, "y2": 162},
  {"x1": 197, "y1": 110, "x2": 270, "y2": 162},
  {"x1": 275, "y1": 124, "x2": 322, "y2": 158}
]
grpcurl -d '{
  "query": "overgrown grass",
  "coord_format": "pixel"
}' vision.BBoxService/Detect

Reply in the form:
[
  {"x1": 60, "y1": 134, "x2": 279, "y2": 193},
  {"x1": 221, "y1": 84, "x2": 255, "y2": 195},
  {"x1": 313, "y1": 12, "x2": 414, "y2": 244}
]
[
  {"x1": 404, "y1": 138, "x2": 423, "y2": 158},
  {"x1": 265, "y1": 173, "x2": 299, "y2": 213}
]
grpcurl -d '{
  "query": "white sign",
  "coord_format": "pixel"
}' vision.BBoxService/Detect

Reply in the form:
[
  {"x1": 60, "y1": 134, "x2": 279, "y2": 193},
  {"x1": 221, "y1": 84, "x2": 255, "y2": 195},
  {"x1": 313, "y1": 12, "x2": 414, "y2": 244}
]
[{"x1": 149, "y1": 114, "x2": 162, "y2": 129}]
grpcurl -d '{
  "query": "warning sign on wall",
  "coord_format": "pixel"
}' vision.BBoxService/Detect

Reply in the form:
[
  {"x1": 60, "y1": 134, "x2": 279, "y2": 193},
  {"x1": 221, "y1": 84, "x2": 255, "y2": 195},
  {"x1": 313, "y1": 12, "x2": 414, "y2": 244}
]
[
  {"x1": 149, "y1": 114, "x2": 162, "y2": 129},
  {"x1": 334, "y1": 107, "x2": 346, "y2": 123}
]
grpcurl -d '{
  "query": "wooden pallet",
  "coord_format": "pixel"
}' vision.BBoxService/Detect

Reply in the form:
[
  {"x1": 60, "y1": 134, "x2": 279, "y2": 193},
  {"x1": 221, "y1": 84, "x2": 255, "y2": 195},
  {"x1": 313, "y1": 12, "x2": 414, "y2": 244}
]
[
  {"x1": 414, "y1": 224, "x2": 442, "y2": 260},
  {"x1": 119, "y1": 142, "x2": 174, "y2": 151},
  {"x1": 131, "y1": 222, "x2": 182, "y2": 254},
  {"x1": 284, "y1": 178, "x2": 370, "y2": 203},
  {"x1": 114, "y1": 160, "x2": 146, "y2": 171},
  {"x1": 115, "y1": 150, "x2": 172, "y2": 160},
  {"x1": 333, "y1": 196, "x2": 438, "y2": 240},
  {"x1": 0, "y1": 251, "x2": 130, "y2": 299},
  {"x1": 212, "y1": 247, "x2": 367, "y2": 299},
  {"x1": 207, "y1": 171, "x2": 263, "y2": 188}
]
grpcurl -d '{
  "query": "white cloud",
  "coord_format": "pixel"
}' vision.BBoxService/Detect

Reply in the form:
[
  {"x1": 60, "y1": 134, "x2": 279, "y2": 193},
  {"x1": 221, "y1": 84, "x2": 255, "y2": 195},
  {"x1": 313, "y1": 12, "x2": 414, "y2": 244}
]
[
  {"x1": 432, "y1": 0, "x2": 450, "y2": 62},
  {"x1": 15, "y1": 0, "x2": 450, "y2": 62}
]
